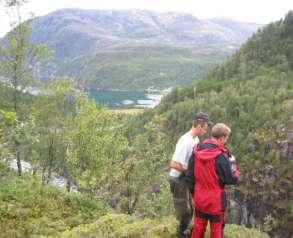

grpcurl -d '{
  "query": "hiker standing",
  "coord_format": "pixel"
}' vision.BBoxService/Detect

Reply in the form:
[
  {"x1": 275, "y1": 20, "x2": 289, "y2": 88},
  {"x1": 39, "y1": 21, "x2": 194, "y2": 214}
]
[
  {"x1": 169, "y1": 112, "x2": 211, "y2": 238},
  {"x1": 186, "y1": 123, "x2": 240, "y2": 238}
]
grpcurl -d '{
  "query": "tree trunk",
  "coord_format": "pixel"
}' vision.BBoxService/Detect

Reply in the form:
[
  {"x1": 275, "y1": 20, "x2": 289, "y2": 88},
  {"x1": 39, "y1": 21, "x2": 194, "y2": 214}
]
[
  {"x1": 16, "y1": 145, "x2": 22, "y2": 176},
  {"x1": 46, "y1": 137, "x2": 54, "y2": 184},
  {"x1": 41, "y1": 137, "x2": 54, "y2": 184}
]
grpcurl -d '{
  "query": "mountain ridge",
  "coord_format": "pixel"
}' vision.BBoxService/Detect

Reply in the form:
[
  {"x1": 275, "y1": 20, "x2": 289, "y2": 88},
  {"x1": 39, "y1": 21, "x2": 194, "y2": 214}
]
[
  {"x1": 3, "y1": 8, "x2": 262, "y2": 89},
  {"x1": 31, "y1": 8, "x2": 262, "y2": 50}
]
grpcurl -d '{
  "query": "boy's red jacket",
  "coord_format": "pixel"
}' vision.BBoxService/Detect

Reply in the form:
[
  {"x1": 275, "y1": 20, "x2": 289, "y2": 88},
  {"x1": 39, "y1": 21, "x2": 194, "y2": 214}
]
[{"x1": 193, "y1": 138, "x2": 238, "y2": 215}]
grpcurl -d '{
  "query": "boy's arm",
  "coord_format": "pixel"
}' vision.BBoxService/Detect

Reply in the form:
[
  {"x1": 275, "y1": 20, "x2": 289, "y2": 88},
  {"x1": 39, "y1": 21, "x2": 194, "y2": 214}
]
[
  {"x1": 184, "y1": 151, "x2": 195, "y2": 194},
  {"x1": 216, "y1": 154, "x2": 240, "y2": 186}
]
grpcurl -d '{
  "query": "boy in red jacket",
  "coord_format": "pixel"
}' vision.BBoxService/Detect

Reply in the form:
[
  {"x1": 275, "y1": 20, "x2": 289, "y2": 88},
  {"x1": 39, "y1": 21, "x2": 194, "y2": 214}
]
[{"x1": 185, "y1": 123, "x2": 240, "y2": 238}]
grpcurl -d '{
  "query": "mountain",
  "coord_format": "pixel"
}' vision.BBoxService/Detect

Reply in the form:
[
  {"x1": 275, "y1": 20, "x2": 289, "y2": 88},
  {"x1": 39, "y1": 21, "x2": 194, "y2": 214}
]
[
  {"x1": 26, "y1": 8, "x2": 261, "y2": 90},
  {"x1": 30, "y1": 9, "x2": 261, "y2": 53},
  {"x1": 126, "y1": 11, "x2": 293, "y2": 237},
  {"x1": 208, "y1": 17, "x2": 261, "y2": 39}
]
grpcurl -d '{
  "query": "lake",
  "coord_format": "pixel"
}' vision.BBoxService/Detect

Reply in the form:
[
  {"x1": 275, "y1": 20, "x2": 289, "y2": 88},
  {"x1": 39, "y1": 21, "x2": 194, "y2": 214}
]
[
  {"x1": 24, "y1": 86, "x2": 169, "y2": 109},
  {"x1": 87, "y1": 89, "x2": 167, "y2": 109}
]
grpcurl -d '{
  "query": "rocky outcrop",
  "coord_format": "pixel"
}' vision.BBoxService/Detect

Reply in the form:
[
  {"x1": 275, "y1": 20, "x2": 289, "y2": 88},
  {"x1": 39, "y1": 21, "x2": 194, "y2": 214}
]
[{"x1": 229, "y1": 128, "x2": 293, "y2": 237}]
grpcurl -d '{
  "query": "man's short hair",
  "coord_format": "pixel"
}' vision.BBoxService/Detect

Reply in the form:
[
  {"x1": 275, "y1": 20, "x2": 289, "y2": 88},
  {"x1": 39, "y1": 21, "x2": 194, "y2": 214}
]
[{"x1": 211, "y1": 123, "x2": 231, "y2": 139}]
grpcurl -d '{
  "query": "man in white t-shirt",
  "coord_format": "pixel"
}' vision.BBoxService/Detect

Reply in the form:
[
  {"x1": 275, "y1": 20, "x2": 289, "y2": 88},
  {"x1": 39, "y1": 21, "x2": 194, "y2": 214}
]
[{"x1": 169, "y1": 112, "x2": 211, "y2": 238}]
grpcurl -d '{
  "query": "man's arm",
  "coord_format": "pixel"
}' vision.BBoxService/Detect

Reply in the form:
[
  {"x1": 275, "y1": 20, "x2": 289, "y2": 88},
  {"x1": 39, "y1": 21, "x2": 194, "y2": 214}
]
[
  {"x1": 170, "y1": 160, "x2": 186, "y2": 172},
  {"x1": 169, "y1": 136, "x2": 189, "y2": 171}
]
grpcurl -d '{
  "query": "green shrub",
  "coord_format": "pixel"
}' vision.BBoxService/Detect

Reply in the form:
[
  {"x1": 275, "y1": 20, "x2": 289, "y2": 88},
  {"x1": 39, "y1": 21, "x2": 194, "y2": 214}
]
[
  {"x1": 0, "y1": 176, "x2": 110, "y2": 237},
  {"x1": 57, "y1": 213, "x2": 269, "y2": 238}
]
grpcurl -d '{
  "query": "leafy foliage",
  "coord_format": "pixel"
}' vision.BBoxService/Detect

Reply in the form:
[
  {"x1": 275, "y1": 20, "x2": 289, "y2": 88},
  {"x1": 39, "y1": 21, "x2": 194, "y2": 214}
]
[{"x1": 0, "y1": 176, "x2": 110, "y2": 237}]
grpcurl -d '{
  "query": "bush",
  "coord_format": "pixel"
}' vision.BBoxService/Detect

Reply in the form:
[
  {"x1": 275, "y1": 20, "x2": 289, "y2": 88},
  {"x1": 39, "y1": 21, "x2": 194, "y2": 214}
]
[
  {"x1": 57, "y1": 213, "x2": 269, "y2": 238},
  {"x1": 0, "y1": 176, "x2": 110, "y2": 237}
]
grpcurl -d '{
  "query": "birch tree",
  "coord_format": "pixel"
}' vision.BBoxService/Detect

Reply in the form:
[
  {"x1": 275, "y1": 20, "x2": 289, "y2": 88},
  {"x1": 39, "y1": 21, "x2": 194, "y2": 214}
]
[{"x1": 0, "y1": 0, "x2": 52, "y2": 175}]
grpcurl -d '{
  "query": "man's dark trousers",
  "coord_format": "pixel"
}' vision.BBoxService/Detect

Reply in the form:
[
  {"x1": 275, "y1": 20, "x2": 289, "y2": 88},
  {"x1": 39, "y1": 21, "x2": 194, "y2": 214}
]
[{"x1": 169, "y1": 175, "x2": 193, "y2": 238}]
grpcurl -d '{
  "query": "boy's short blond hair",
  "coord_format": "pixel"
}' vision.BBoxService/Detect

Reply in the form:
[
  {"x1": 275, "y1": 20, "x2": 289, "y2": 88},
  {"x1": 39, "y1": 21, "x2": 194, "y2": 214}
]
[{"x1": 211, "y1": 123, "x2": 231, "y2": 139}]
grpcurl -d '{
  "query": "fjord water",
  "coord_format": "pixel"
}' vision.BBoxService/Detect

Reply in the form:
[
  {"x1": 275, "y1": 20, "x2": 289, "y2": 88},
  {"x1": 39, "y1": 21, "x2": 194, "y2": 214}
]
[{"x1": 88, "y1": 89, "x2": 163, "y2": 109}]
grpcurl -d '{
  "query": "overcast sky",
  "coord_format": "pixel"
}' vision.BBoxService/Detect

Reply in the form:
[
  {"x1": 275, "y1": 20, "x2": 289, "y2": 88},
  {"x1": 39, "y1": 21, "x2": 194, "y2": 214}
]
[{"x1": 0, "y1": 0, "x2": 292, "y2": 37}]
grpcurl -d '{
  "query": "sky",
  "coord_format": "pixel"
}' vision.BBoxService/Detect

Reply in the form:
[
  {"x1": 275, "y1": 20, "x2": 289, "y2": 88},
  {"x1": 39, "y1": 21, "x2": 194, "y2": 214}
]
[{"x1": 0, "y1": 0, "x2": 293, "y2": 37}]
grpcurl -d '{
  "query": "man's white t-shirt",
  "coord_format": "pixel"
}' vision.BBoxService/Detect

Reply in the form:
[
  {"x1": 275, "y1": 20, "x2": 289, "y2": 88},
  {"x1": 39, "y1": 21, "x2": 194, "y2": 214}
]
[{"x1": 169, "y1": 132, "x2": 199, "y2": 177}]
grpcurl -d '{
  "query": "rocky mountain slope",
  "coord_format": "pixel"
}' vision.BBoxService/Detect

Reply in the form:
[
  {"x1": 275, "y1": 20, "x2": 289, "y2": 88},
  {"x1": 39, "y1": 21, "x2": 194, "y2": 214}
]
[{"x1": 27, "y1": 8, "x2": 261, "y2": 89}]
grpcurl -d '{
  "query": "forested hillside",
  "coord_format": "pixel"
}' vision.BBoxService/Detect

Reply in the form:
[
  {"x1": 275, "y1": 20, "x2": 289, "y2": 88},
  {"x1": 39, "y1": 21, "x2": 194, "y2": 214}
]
[
  {"x1": 0, "y1": 1, "x2": 291, "y2": 237},
  {"x1": 61, "y1": 44, "x2": 227, "y2": 90}
]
